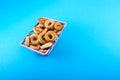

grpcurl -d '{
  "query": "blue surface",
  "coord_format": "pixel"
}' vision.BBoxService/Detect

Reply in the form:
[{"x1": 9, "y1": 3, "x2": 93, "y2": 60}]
[{"x1": 0, "y1": 0, "x2": 120, "y2": 79}]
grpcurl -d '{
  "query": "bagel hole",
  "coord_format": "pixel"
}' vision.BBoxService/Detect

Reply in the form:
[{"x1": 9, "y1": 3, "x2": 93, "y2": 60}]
[
  {"x1": 33, "y1": 37, "x2": 37, "y2": 41},
  {"x1": 48, "y1": 35, "x2": 52, "y2": 39},
  {"x1": 48, "y1": 22, "x2": 52, "y2": 26},
  {"x1": 57, "y1": 25, "x2": 61, "y2": 28},
  {"x1": 43, "y1": 37, "x2": 45, "y2": 40},
  {"x1": 42, "y1": 35, "x2": 46, "y2": 40}
]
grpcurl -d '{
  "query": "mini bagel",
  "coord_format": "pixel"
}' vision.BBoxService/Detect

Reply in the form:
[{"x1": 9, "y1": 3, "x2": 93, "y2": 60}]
[
  {"x1": 38, "y1": 28, "x2": 48, "y2": 44},
  {"x1": 30, "y1": 34, "x2": 39, "y2": 45},
  {"x1": 33, "y1": 27, "x2": 43, "y2": 34},
  {"x1": 38, "y1": 18, "x2": 47, "y2": 25},
  {"x1": 54, "y1": 22, "x2": 63, "y2": 31},
  {"x1": 44, "y1": 31, "x2": 57, "y2": 42},
  {"x1": 38, "y1": 33, "x2": 47, "y2": 44},
  {"x1": 45, "y1": 20, "x2": 55, "y2": 29},
  {"x1": 30, "y1": 44, "x2": 40, "y2": 50},
  {"x1": 25, "y1": 36, "x2": 30, "y2": 47},
  {"x1": 41, "y1": 42, "x2": 53, "y2": 49},
  {"x1": 39, "y1": 49, "x2": 48, "y2": 53}
]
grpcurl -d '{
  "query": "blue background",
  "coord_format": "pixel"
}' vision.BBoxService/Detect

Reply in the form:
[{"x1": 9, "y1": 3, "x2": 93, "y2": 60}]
[{"x1": 0, "y1": 0, "x2": 120, "y2": 79}]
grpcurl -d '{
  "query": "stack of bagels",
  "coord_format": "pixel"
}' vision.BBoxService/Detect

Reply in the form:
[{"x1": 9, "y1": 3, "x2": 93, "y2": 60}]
[{"x1": 25, "y1": 18, "x2": 63, "y2": 53}]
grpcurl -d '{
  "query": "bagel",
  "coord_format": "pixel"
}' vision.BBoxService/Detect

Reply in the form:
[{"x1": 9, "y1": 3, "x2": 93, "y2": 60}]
[
  {"x1": 30, "y1": 34, "x2": 39, "y2": 45},
  {"x1": 25, "y1": 36, "x2": 30, "y2": 47},
  {"x1": 38, "y1": 18, "x2": 47, "y2": 25},
  {"x1": 54, "y1": 22, "x2": 63, "y2": 31},
  {"x1": 33, "y1": 27, "x2": 43, "y2": 34},
  {"x1": 38, "y1": 33, "x2": 47, "y2": 44},
  {"x1": 39, "y1": 49, "x2": 48, "y2": 53},
  {"x1": 45, "y1": 20, "x2": 55, "y2": 29},
  {"x1": 44, "y1": 31, "x2": 57, "y2": 42},
  {"x1": 30, "y1": 44, "x2": 40, "y2": 50},
  {"x1": 41, "y1": 42, "x2": 53, "y2": 49}
]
